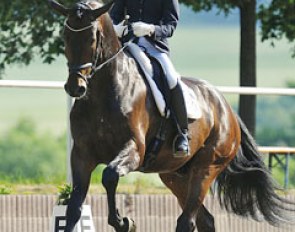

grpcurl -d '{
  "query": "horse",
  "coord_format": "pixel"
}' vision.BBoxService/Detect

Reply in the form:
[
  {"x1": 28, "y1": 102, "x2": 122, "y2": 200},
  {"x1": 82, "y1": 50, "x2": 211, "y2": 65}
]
[{"x1": 49, "y1": 1, "x2": 295, "y2": 231}]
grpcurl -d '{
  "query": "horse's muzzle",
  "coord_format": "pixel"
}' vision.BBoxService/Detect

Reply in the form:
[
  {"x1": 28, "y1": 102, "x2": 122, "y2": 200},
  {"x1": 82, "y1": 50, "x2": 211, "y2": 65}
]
[{"x1": 64, "y1": 76, "x2": 88, "y2": 99}]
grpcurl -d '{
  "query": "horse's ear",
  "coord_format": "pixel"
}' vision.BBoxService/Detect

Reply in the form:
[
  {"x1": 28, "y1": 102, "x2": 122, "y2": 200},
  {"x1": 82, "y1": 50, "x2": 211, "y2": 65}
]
[
  {"x1": 91, "y1": 1, "x2": 114, "y2": 19},
  {"x1": 48, "y1": 0, "x2": 70, "y2": 16}
]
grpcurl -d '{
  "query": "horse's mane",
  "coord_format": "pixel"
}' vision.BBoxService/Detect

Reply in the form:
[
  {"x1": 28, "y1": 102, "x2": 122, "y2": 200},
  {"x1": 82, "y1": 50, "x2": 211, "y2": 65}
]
[{"x1": 99, "y1": 13, "x2": 122, "y2": 57}]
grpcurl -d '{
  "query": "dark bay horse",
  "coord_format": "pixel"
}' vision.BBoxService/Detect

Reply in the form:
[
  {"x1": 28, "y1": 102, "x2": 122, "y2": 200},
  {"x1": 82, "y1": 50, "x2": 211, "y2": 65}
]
[{"x1": 49, "y1": 1, "x2": 295, "y2": 231}]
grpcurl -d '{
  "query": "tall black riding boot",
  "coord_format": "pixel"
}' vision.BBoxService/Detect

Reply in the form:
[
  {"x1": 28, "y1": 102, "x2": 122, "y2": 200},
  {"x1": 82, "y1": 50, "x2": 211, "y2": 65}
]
[{"x1": 171, "y1": 82, "x2": 189, "y2": 157}]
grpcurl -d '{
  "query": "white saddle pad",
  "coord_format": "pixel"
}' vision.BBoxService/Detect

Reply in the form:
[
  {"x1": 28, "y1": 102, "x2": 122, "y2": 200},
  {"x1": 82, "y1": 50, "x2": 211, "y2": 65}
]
[{"x1": 180, "y1": 81, "x2": 202, "y2": 119}]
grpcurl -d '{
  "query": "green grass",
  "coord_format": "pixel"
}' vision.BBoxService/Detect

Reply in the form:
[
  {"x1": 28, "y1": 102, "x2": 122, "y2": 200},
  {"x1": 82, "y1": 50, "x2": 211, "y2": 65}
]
[
  {"x1": 0, "y1": 168, "x2": 168, "y2": 195},
  {"x1": 0, "y1": 88, "x2": 67, "y2": 135}
]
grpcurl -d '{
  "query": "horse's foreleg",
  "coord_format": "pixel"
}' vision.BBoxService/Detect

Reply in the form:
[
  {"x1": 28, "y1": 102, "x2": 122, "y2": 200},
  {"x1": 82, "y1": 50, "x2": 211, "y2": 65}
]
[
  {"x1": 102, "y1": 166, "x2": 123, "y2": 229},
  {"x1": 102, "y1": 140, "x2": 141, "y2": 232},
  {"x1": 64, "y1": 147, "x2": 94, "y2": 232}
]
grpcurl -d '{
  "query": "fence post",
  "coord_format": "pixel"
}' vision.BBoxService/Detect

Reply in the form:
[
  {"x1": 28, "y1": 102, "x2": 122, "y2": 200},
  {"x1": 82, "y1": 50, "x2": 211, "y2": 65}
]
[
  {"x1": 67, "y1": 96, "x2": 74, "y2": 184},
  {"x1": 284, "y1": 153, "x2": 290, "y2": 189}
]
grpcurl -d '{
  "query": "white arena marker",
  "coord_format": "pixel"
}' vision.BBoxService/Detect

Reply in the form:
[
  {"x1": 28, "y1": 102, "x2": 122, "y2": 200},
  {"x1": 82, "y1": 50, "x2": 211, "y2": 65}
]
[{"x1": 50, "y1": 205, "x2": 95, "y2": 232}]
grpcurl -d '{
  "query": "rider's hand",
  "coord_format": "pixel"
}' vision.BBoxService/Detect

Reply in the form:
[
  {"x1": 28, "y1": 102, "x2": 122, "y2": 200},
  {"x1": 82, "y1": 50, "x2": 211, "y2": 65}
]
[
  {"x1": 113, "y1": 20, "x2": 128, "y2": 38},
  {"x1": 132, "y1": 21, "x2": 155, "y2": 37}
]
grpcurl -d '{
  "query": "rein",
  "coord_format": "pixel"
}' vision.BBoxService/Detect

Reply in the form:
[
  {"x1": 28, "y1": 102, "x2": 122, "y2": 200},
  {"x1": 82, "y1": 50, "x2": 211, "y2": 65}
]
[{"x1": 90, "y1": 40, "x2": 132, "y2": 76}]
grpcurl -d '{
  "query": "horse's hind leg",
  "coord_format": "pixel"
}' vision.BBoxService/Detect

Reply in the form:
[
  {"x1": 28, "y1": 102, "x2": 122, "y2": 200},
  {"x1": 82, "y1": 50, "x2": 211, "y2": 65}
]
[
  {"x1": 160, "y1": 173, "x2": 215, "y2": 232},
  {"x1": 196, "y1": 205, "x2": 215, "y2": 232},
  {"x1": 64, "y1": 146, "x2": 95, "y2": 232},
  {"x1": 173, "y1": 146, "x2": 234, "y2": 232},
  {"x1": 176, "y1": 163, "x2": 222, "y2": 232}
]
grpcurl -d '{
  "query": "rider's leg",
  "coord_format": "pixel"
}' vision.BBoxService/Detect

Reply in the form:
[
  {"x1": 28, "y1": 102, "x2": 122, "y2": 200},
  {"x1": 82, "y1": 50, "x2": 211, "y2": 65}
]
[
  {"x1": 149, "y1": 51, "x2": 189, "y2": 157},
  {"x1": 170, "y1": 81, "x2": 189, "y2": 156},
  {"x1": 127, "y1": 43, "x2": 167, "y2": 116},
  {"x1": 136, "y1": 38, "x2": 189, "y2": 156}
]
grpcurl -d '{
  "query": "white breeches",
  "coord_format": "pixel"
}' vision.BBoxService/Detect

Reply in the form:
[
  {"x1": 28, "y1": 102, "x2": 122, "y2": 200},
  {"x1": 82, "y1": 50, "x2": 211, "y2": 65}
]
[
  {"x1": 127, "y1": 42, "x2": 168, "y2": 117},
  {"x1": 137, "y1": 37, "x2": 180, "y2": 89}
]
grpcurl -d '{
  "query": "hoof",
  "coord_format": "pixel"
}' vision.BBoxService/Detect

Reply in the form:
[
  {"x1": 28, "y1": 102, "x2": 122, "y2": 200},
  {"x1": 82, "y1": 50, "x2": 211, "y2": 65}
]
[{"x1": 123, "y1": 217, "x2": 136, "y2": 232}]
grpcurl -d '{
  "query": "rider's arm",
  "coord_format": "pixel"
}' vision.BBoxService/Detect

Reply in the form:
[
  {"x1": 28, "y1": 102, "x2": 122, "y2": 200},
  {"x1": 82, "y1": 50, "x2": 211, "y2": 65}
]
[
  {"x1": 110, "y1": 0, "x2": 126, "y2": 25},
  {"x1": 152, "y1": 0, "x2": 179, "y2": 40}
]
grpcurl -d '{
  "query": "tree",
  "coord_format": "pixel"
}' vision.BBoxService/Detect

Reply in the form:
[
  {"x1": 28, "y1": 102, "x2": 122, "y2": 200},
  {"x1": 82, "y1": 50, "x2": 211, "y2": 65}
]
[{"x1": 238, "y1": 0, "x2": 257, "y2": 136}]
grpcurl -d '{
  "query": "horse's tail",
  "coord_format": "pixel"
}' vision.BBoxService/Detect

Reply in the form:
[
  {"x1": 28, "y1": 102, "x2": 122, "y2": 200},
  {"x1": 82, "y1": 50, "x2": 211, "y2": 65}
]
[{"x1": 216, "y1": 115, "x2": 295, "y2": 225}]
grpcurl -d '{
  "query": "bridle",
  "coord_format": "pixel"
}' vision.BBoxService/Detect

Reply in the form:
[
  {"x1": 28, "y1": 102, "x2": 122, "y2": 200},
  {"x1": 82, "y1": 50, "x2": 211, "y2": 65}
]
[
  {"x1": 64, "y1": 18, "x2": 132, "y2": 84},
  {"x1": 64, "y1": 18, "x2": 103, "y2": 83}
]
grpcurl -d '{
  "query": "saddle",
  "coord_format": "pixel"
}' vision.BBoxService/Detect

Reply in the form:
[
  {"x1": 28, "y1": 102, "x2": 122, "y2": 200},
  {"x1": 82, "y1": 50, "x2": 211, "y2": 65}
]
[
  {"x1": 126, "y1": 42, "x2": 201, "y2": 120},
  {"x1": 125, "y1": 43, "x2": 202, "y2": 170}
]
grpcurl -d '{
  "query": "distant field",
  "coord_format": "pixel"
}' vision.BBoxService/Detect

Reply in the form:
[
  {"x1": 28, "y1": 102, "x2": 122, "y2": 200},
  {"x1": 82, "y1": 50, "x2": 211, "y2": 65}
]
[
  {"x1": 170, "y1": 27, "x2": 294, "y2": 87},
  {"x1": 0, "y1": 88, "x2": 67, "y2": 134},
  {"x1": 0, "y1": 26, "x2": 294, "y2": 135}
]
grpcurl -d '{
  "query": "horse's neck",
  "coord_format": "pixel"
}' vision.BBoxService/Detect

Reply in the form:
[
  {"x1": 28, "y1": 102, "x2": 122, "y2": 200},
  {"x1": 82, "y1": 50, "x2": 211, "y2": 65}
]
[
  {"x1": 89, "y1": 16, "x2": 145, "y2": 114},
  {"x1": 89, "y1": 53, "x2": 139, "y2": 111}
]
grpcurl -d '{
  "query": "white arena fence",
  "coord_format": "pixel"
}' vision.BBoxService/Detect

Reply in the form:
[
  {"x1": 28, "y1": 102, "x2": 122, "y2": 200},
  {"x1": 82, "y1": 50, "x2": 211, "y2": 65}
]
[
  {"x1": 0, "y1": 194, "x2": 294, "y2": 232},
  {"x1": 2, "y1": 79, "x2": 295, "y2": 95}
]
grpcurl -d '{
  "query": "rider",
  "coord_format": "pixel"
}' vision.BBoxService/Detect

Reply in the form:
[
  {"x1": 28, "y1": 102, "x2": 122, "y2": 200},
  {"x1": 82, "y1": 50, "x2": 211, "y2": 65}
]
[{"x1": 110, "y1": 0, "x2": 189, "y2": 157}]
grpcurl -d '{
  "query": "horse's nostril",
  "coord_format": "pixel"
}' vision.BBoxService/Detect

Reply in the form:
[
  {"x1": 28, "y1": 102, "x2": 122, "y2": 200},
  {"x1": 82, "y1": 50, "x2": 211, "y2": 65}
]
[
  {"x1": 64, "y1": 77, "x2": 87, "y2": 98},
  {"x1": 76, "y1": 86, "x2": 87, "y2": 96},
  {"x1": 76, "y1": 77, "x2": 87, "y2": 97}
]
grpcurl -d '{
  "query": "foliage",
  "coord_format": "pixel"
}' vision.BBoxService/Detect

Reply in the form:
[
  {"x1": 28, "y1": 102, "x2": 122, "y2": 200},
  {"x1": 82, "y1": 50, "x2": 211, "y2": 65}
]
[
  {"x1": 179, "y1": 0, "x2": 238, "y2": 13},
  {"x1": 0, "y1": 117, "x2": 66, "y2": 182},
  {"x1": 256, "y1": 96, "x2": 295, "y2": 147},
  {"x1": 256, "y1": 94, "x2": 295, "y2": 188},
  {"x1": 57, "y1": 183, "x2": 72, "y2": 205},
  {"x1": 258, "y1": 0, "x2": 295, "y2": 57},
  {"x1": 286, "y1": 80, "x2": 295, "y2": 88},
  {"x1": 0, "y1": 185, "x2": 12, "y2": 194},
  {"x1": 0, "y1": 0, "x2": 71, "y2": 75}
]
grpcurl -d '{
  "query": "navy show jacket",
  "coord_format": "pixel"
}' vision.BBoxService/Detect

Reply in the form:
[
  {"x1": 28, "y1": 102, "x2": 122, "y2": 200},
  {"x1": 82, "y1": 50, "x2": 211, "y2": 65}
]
[{"x1": 110, "y1": 0, "x2": 180, "y2": 54}]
